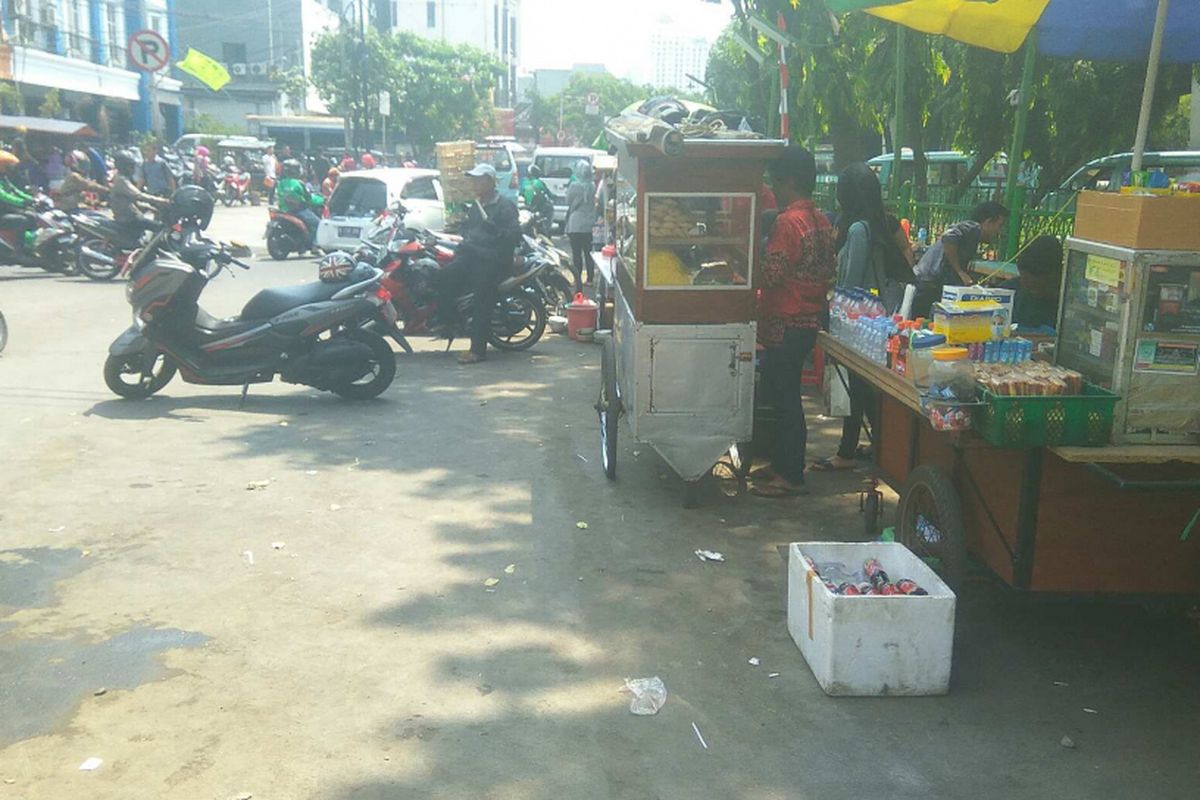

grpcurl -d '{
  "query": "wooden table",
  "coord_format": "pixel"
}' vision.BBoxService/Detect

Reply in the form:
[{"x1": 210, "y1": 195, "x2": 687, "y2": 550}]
[{"x1": 816, "y1": 331, "x2": 1200, "y2": 595}]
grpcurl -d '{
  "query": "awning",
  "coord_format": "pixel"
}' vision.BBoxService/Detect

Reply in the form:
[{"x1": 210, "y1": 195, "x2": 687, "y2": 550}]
[
  {"x1": 245, "y1": 114, "x2": 346, "y2": 131},
  {"x1": 0, "y1": 115, "x2": 97, "y2": 138}
]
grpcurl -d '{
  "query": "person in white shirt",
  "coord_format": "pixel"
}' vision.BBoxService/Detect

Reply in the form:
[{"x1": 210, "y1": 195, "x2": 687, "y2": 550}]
[{"x1": 261, "y1": 145, "x2": 278, "y2": 203}]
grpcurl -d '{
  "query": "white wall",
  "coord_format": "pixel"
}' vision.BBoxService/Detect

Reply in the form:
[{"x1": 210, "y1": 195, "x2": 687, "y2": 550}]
[
  {"x1": 300, "y1": 0, "x2": 340, "y2": 114},
  {"x1": 389, "y1": 0, "x2": 520, "y2": 66}
]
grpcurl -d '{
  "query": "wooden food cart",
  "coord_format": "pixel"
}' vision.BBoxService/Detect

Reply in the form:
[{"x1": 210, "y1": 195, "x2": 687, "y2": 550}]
[
  {"x1": 593, "y1": 116, "x2": 783, "y2": 506},
  {"x1": 818, "y1": 210, "x2": 1200, "y2": 595}
]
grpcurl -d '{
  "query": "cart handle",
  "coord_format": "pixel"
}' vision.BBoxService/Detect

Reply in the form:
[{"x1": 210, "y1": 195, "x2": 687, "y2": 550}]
[{"x1": 1083, "y1": 462, "x2": 1200, "y2": 492}]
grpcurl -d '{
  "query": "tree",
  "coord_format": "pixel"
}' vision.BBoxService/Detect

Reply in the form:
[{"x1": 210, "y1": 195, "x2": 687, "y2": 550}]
[
  {"x1": 274, "y1": 66, "x2": 310, "y2": 113},
  {"x1": 38, "y1": 88, "x2": 63, "y2": 119},
  {"x1": 553, "y1": 73, "x2": 650, "y2": 146},
  {"x1": 309, "y1": 28, "x2": 503, "y2": 153},
  {"x1": 185, "y1": 112, "x2": 234, "y2": 135},
  {"x1": 0, "y1": 81, "x2": 25, "y2": 115}
]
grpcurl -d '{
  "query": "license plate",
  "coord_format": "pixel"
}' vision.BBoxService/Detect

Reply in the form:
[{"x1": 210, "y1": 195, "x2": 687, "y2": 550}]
[{"x1": 338, "y1": 227, "x2": 361, "y2": 238}]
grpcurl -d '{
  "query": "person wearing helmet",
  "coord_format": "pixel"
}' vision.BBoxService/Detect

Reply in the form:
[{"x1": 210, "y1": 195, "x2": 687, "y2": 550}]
[
  {"x1": 360, "y1": 152, "x2": 376, "y2": 170},
  {"x1": 339, "y1": 153, "x2": 357, "y2": 172},
  {"x1": 436, "y1": 162, "x2": 521, "y2": 364},
  {"x1": 193, "y1": 144, "x2": 211, "y2": 188},
  {"x1": 111, "y1": 149, "x2": 167, "y2": 239},
  {"x1": 321, "y1": 166, "x2": 339, "y2": 200},
  {"x1": 521, "y1": 163, "x2": 553, "y2": 235},
  {"x1": 165, "y1": 185, "x2": 215, "y2": 230},
  {"x1": 277, "y1": 158, "x2": 319, "y2": 247},
  {"x1": 0, "y1": 150, "x2": 34, "y2": 213},
  {"x1": 56, "y1": 150, "x2": 107, "y2": 212}
]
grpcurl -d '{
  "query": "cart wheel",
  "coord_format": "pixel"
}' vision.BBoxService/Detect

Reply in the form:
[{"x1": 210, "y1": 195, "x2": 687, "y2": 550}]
[
  {"x1": 897, "y1": 465, "x2": 967, "y2": 591},
  {"x1": 596, "y1": 336, "x2": 620, "y2": 480},
  {"x1": 862, "y1": 490, "x2": 881, "y2": 538},
  {"x1": 683, "y1": 479, "x2": 703, "y2": 509}
]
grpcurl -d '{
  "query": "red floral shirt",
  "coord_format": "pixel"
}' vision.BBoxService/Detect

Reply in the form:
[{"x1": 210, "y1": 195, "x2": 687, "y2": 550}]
[{"x1": 758, "y1": 198, "x2": 836, "y2": 346}]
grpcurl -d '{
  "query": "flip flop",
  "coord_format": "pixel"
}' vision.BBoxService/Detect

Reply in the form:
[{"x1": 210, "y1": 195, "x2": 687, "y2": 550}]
[
  {"x1": 809, "y1": 457, "x2": 856, "y2": 472},
  {"x1": 457, "y1": 352, "x2": 486, "y2": 365}
]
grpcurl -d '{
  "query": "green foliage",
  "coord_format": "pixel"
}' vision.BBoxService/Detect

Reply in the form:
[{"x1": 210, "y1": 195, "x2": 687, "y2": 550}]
[
  {"x1": 0, "y1": 81, "x2": 24, "y2": 114},
  {"x1": 274, "y1": 66, "x2": 310, "y2": 112},
  {"x1": 185, "y1": 112, "x2": 234, "y2": 136},
  {"x1": 310, "y1": 27, "x2": 503, "y2": 150},
  {"x1": 37, "y1": 88, "x2": 62, "y2": 119},
  {"x1": 554, "y1": 73, "x2": 652, "y2": 146}
]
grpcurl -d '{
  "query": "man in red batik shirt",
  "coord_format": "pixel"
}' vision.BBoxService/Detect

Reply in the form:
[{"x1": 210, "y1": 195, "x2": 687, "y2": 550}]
[{"x1": 752, "y1": 146, "x2": 836, "y2": 498}]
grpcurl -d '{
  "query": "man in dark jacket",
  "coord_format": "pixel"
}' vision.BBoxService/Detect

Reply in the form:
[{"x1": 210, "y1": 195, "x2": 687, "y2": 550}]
[{"x1": 437, "y1": 162, "x2": 521, "y2": 364}]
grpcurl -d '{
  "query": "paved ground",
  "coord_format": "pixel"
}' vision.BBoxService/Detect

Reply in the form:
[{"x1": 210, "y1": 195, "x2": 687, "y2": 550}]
[{"x1": 0, "y1": 204, "x2": 1198, "y2": 799}]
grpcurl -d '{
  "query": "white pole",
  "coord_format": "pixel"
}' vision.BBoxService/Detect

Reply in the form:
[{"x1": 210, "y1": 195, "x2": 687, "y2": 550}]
[{"x1": 1131, "y1": 0, "x2": 1170, "y2": 172}]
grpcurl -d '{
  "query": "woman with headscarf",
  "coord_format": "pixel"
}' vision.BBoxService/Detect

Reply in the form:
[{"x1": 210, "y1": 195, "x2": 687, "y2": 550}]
[
  {"x1": 812, "y1": 162, "x2": 895, "y2": 472},
  {"x1": 564, "y1": 158, "x2": 597, "y2": 293},
  {"x1": 321, "y1": 166, "x2": 339, "y2": 199}
]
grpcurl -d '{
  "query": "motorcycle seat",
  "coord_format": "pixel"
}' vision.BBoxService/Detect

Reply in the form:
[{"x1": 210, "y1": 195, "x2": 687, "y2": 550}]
[
  {"x1": 240, "y1": 281, "x2": 344, "y2": 320},
  {"x1": 0, "y1": 213, "x2": 32, "y2": 233},
  {"x1": 81, "y1": 217, "x2": 143, "y2": 248}
]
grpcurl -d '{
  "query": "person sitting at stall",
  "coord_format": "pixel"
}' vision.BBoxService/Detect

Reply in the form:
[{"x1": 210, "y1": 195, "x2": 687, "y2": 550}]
[
  {"x1": 56, "y1": 151, "x2": 107, "y2": 212},
  {"x1": 110, "y1": 150, "x2": 167, "y2": 240},
  {"x1": 1002, "y1": 234, "x2": 1064, "y2": 330},
  {"x1": 277, "y1": 159, "x2": 320, "y2": 248},
  {"x1": 751, "y1": 146, "x2": 837, "y2": 499},
  {"x1": 912, "y1": 201, "x2": 1009, "y2": 317},
  {"x1": 434, "y1": 163, "x2": 521, "y2": 365},
  {"x1": 812, "y1": 162, "x2": 900, "y2": 473}
]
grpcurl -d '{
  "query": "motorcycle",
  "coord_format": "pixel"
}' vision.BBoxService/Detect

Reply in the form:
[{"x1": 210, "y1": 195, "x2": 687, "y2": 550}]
[
  {"x1": 74, "y1": 212, "x2": 162, "y2": 281},
  {"x1": 105, "y1": 225, "x2": 399, "y2": 401},
  {"x1": 217, "y1": 168, "x2": 255, "y2": 207},
  {"x1": 0, "y1": 308, "x2": 7, "y2": 353},
  {"x1": 0, "y1": 197, "x2": 78, "y2": 274},
  {"x1": 265, "y1": 194, "x2": 324, "y2": 261}
]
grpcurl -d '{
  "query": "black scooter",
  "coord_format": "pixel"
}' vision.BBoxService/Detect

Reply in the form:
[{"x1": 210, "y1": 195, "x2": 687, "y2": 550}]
[{"x1": 105, "y1": 226, "x2": 400, "y2": 401}]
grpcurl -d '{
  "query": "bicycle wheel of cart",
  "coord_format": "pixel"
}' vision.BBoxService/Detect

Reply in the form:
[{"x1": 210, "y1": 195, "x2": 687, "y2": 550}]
[
  {"x1": 897, "y1": 464, "x2": 967, "y2": 591},
  {"x1": 596, "y1": 337, "x2": 620, "y2": 480}
]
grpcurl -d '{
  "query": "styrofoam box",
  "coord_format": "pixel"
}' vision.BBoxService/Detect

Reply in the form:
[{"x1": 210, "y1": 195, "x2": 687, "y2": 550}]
[
  {"x1": 940, "y1": 284, "x2": 1015, "y2": 308},
  {"x1": 787, "y1": 542, "x2": 956, "y2": 696}
]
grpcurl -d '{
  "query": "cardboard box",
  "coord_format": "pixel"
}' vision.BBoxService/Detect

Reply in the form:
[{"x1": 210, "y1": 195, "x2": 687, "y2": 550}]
[
  {"x1": 932, "y1": 300, "x2": 1011, "y2": 344},
  {"x1": 1074, "y1": 191, "x2": 1200, "y2": 251},
  {"x1": 941, "y1": 285, "x2": 1014, "y2": 309},
  {"x1": 787, "y1": 542, "x2": 956, "y2": 696}
]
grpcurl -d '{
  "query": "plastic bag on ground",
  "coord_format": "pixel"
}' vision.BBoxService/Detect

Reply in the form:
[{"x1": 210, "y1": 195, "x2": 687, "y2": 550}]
[{"x1": 623, "y1": 676, "x2": 667, "y2": 715}]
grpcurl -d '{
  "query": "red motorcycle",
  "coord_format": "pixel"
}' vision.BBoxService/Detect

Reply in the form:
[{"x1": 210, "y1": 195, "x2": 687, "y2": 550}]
[
  {"x1": 343, "y1": 208, "x2": 547, "y2": 352},
  {"x1": 218, "y1": 168, "x2": 254, "y2": 207}
]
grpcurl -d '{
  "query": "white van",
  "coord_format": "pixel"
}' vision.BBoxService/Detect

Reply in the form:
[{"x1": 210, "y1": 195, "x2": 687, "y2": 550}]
[
  {"x1": 532, "y1": 146, "x2": 601, "y2": 229},
  {"x1": 316, "y1": 168, "x2": 445, "y2": 252}
]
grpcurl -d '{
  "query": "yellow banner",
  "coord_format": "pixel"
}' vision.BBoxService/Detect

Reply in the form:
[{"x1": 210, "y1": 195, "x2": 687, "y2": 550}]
[{"x1": 176, "y1": 48, "x2": 230, "y2": 92}]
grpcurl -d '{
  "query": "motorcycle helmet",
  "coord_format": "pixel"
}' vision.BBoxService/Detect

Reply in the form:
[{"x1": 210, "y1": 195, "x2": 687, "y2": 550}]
[
  {"x1": 318, "y1": 251, "x2": 355, "y2": 283},
  {"x1": 196, "y1": 145, "x2": 209, "y2": 158},
  {"x1": 69, "y1": 150, "x2": 88, "y2": 173},
  {"x1": 167, "y1": 185, "x2": 215, "y2": 230},
  {"x1": 282, "y1": 159, "x2": 302, "y2": 179},
  {"x1": 528, "y1": 164, "x2": 541, "y2": 179},
  {"x1": 222, "y1": 155, "x2": 236, "y2": 168},
  {"x1": 114, "y1": 150, "x2": 138, "y2": 177}
]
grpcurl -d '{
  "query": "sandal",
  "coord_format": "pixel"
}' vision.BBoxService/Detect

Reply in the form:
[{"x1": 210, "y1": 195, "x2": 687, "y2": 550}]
[
  {"x1": 809, "y1": 457, "x2": 856, "y2": 472},
  {"x1": 457, "y1": 352, "x2": 486, "y2": 364}
]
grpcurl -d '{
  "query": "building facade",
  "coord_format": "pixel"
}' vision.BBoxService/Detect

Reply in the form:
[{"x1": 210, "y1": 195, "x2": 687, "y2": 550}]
[
  {"x1": 0, "y1": 0, "x2": 183, "y2": 140},
  {"x1": 384, "y1": 0, "x2": 521, "y2": 107},
  {"x1": 650, "y1": 33, "x2": 710, "y2": 93},
  {"x1": 173, "y1": 0, "x2": 339, "y2": 134}
]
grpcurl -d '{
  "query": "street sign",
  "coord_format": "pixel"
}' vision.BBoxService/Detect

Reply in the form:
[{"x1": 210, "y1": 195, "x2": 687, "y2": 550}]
[
  {"x1": 585, "y1": 91, "x2": 600, "y2": 116},
  {"x1": 127, "y1": 29, "x2": 170, "y2": 73},
  {"x1": 379, "y1": 90, "x2": 391, "y2": 117}
]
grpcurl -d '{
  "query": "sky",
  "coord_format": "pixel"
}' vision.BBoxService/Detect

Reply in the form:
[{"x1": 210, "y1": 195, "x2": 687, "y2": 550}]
[{"x1": 520, "y1": 0, "x2": 733, "y2": 84}]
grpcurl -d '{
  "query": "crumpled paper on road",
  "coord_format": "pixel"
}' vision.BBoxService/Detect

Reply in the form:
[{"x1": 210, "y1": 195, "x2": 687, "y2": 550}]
[{"x1": 622, "y1": 676, "x2": 667, "y2": 715}]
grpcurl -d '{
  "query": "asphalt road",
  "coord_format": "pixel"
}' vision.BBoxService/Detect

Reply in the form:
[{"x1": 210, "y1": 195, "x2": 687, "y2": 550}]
[{"x1": 0, "y1": 204, "x2": 1197, "y2": 799}]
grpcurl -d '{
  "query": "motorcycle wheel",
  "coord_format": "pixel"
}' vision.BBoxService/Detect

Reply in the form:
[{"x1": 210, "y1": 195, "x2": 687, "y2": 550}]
[
  {"x1": 489, "y1": 291, "x2": 547, "y2": 351},
  {"x1": 266, "y1": 229, "x2": 291, "y2": 261},
  {"x1": 330, "y1": 330, "x2": 396, "y2": 400},
  {"x1": 542, "y1": 271, "x2": 573, "y2": 316},
  {"x1": 77, "y1": 237, "x2": 120, "y2": 281},
  {"x1": 103, "y1": 353, "x2": 177, "y2": 399},
  {"x1": 0, "y1": 310, "x2": 8, "y2": 354}
]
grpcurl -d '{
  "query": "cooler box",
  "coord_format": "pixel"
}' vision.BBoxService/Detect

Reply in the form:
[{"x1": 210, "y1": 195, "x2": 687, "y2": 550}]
[{"x1": 787, "y1": 542, "x2": 956, "y2": 696}]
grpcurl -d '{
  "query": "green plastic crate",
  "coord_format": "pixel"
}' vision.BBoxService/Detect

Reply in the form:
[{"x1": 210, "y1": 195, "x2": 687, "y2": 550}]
[{"x1": 976, "y1": 383, "x2": 1119, "y2": 448}]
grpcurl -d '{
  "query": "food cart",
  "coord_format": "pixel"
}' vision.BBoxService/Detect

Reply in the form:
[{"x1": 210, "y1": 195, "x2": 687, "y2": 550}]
[
  {"x1": 593, "y1": 115, "x2": 783, "y2": 506},
  {"x1": 818, "y1": 194, "x2": 1200, "y2": 596}
]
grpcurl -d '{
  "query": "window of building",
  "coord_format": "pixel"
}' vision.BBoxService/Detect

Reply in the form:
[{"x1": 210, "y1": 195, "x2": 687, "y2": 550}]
[
  {"x1": 149, "y1": 13, "x2": 164, "y2": 37},
  {"x1": 222, "y1": 42, "x2": 247, "y2": 64},
  {"x1": 510, "y1": 17, "x2": 517, "y2": 58},
  {"x1": 426, "y1": 1, "x2": 436, "y2": 29},
  {"x1": 389, "y1": 0, "x2": 398, "y2": 27},
  {"x1": 105, "y1": 1, "x2": 122, "y2": 63},
  {"x1": 69, "y1": 0, "x2": 87, "y2": 56},
  {"x1": 493, "y1": 3, "x2": 499, "y2": 50},
  {"x1": 37, "y1": 0, "x2": 56, "y2": 51}
]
